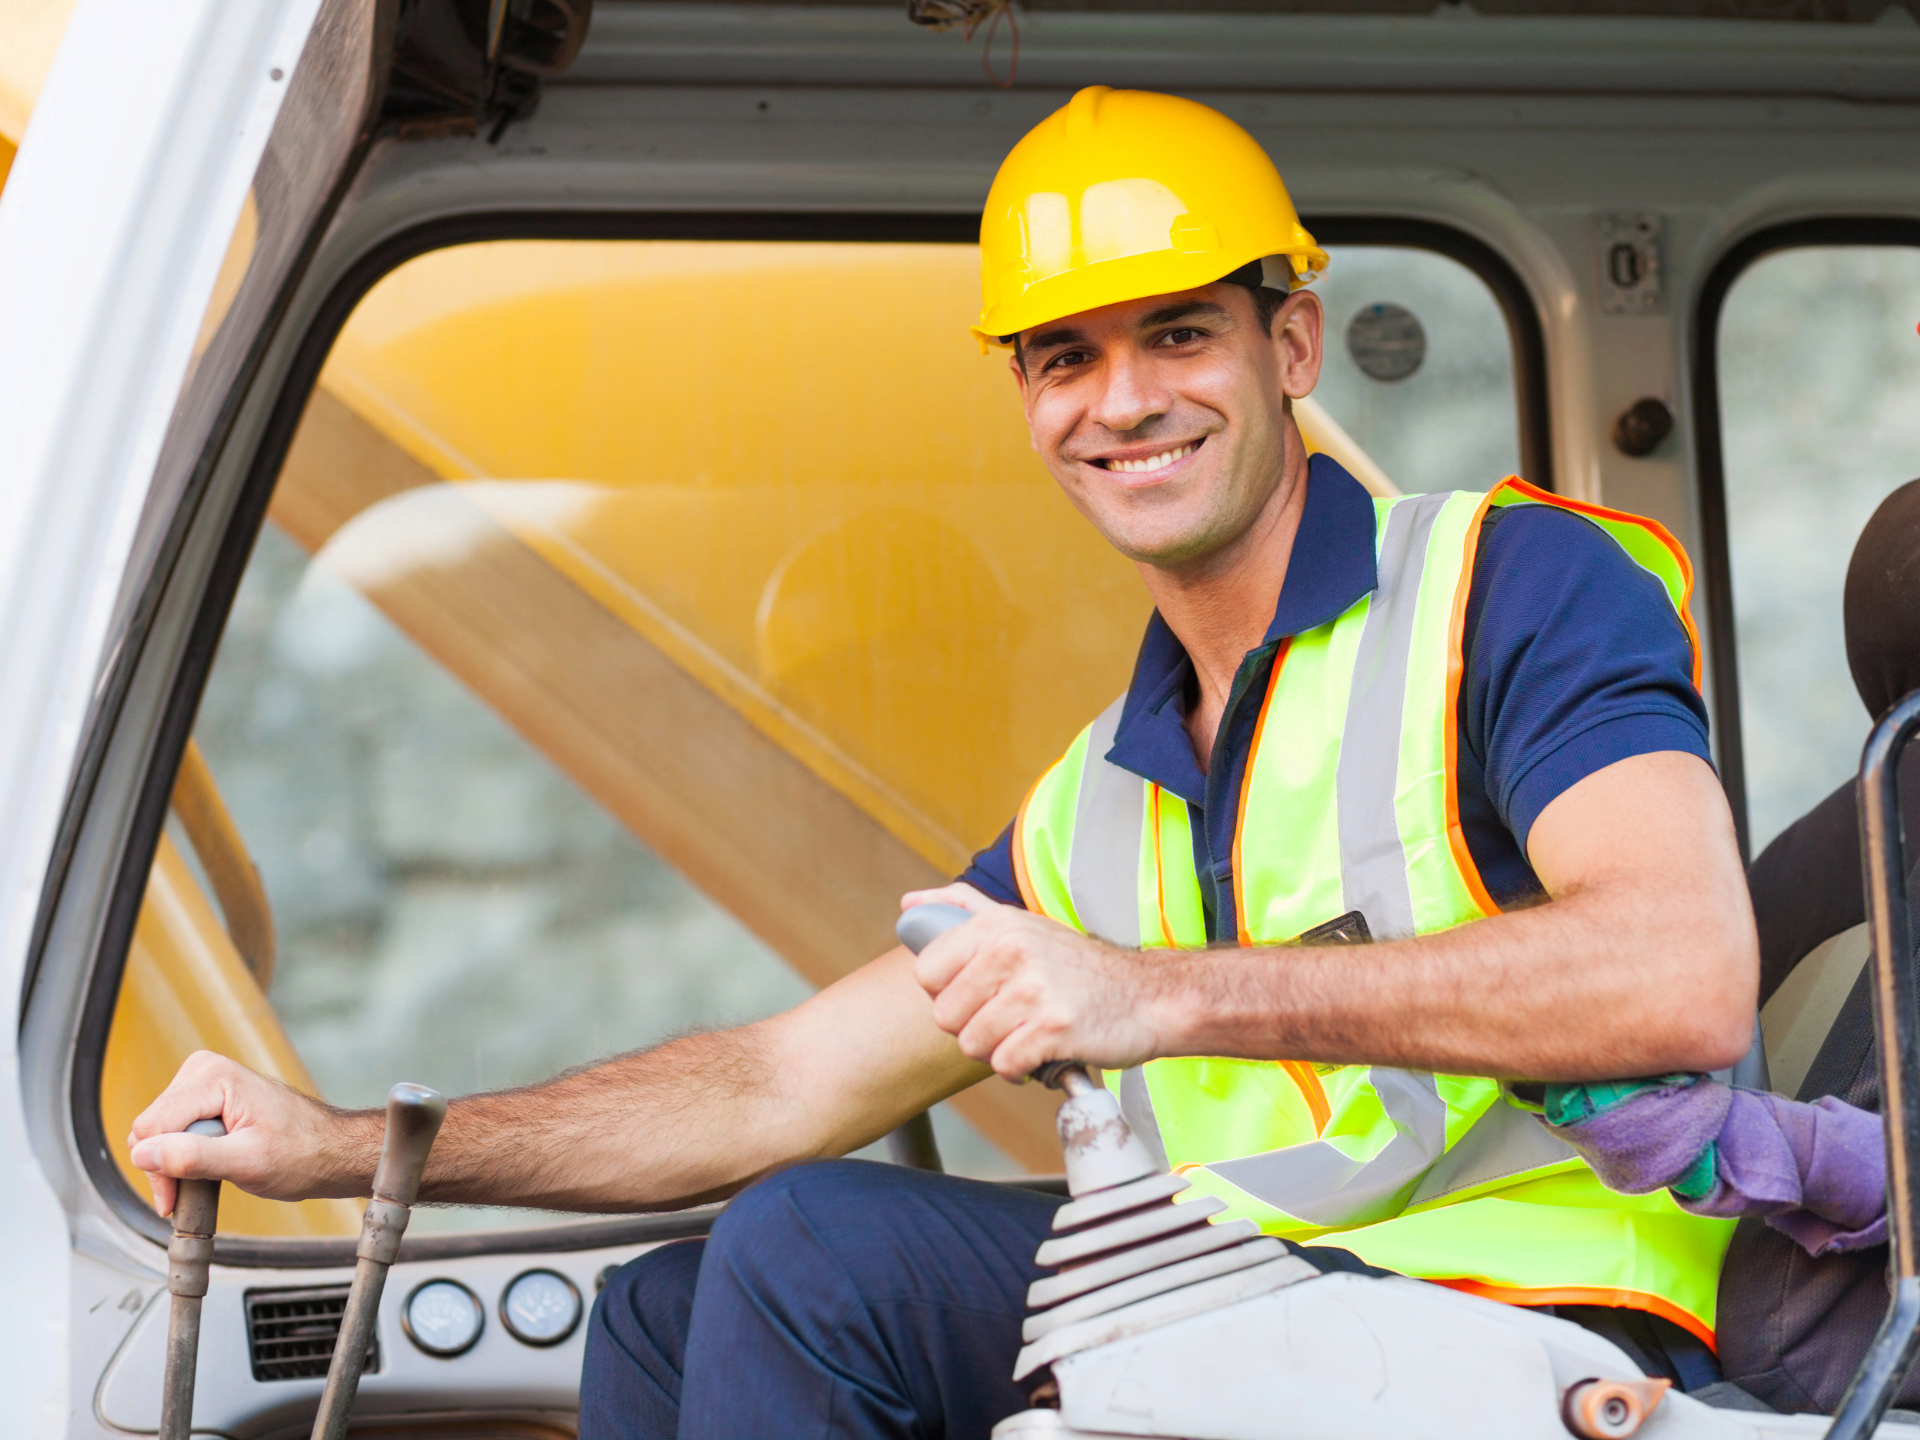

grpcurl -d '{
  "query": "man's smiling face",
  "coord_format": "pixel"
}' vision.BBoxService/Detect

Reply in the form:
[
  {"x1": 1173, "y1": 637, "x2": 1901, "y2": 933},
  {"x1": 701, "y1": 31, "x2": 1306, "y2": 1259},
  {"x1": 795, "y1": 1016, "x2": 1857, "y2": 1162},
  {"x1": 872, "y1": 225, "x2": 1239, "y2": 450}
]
[{"x1": 1012, "y1": 282, "x2": 1324, "y2": 571}]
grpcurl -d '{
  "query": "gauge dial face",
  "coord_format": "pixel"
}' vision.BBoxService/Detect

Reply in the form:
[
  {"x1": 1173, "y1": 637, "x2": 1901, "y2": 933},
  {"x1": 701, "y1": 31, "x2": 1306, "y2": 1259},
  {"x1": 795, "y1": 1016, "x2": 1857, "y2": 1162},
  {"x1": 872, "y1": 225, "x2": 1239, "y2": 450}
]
[
  {"x1": 403, "y1": 1279, "x2": 484, "y2": 1357},
  {"x1": 501, "y1": 1269, "x2": 582, "y2": 1346}
]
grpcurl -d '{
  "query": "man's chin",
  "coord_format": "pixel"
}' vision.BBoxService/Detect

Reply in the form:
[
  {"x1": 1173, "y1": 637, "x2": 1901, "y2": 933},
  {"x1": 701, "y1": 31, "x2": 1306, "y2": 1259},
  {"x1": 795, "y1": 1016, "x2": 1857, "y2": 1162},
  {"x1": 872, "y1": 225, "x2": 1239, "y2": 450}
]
[{"x1": 1103, "y1": 521, "x2": 1239, "y2": 571}]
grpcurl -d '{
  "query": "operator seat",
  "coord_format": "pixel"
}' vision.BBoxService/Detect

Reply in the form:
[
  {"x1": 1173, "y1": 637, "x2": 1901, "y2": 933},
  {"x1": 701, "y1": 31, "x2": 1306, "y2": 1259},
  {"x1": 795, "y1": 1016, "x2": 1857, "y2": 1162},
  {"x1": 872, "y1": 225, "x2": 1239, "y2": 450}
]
[{"x1": 1716, "y1": 477, "x2": 1920, "y2": 1413}]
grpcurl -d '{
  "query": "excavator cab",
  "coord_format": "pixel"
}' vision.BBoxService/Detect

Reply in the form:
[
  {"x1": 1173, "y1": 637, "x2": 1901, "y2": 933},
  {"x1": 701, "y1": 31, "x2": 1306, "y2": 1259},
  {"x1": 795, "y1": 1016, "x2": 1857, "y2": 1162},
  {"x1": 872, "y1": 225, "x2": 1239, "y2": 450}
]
[{"x1": 1, "y1": 0, "x2": 1918, "y2": 1434}]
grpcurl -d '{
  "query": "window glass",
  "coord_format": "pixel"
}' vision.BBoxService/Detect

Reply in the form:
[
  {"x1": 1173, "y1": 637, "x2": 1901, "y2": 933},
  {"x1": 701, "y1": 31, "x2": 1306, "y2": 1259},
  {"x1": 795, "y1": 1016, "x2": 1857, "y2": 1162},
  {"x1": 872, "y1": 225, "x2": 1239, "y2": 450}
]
[
  {"x1": 1309, "y1": 246, "x2": 1522, "y2": 493},
  {"x1": 1719, "y1": 245, "x2": 1920, "y2": 851},
  {"x1": 101, "y1": 235, "x2": 1527, "y2": 1236}
]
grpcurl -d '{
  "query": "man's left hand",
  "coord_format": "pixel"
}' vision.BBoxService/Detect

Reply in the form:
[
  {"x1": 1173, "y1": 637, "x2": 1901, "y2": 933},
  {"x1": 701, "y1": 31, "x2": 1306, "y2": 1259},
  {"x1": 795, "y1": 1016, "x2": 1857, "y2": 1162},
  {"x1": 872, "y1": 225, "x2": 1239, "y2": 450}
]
[{"x1": 899, "y1": 885, "x2": 1175, "y2": 1080}]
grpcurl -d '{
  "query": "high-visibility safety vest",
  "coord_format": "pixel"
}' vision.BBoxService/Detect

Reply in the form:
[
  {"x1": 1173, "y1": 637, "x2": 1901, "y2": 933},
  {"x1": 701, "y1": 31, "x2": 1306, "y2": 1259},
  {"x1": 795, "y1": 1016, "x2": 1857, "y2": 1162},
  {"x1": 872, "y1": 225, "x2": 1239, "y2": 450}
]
[{"x1": 1011, "y1": 478, "x2": 1735, "y2": 1349}]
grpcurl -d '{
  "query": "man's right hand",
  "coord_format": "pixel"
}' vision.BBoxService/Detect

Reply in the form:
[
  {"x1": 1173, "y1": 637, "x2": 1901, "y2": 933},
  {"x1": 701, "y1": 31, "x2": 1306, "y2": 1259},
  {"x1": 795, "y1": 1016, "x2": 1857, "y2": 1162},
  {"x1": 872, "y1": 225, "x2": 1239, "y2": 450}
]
[{"x1": 127, "y1": 1050, "x2": 376, "y2": 1218}]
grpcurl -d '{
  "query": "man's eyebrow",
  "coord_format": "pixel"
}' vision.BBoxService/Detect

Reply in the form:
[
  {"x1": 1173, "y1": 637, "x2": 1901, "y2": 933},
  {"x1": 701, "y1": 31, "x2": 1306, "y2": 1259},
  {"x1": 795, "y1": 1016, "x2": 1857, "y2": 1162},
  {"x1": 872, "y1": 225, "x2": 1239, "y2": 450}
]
[
  {"x1": 1140, "y1": 300, "x2": 1232, "y2": 329},
  {"x1": 1025, "y1": 324, "x2": 1089, "y2": 353}
]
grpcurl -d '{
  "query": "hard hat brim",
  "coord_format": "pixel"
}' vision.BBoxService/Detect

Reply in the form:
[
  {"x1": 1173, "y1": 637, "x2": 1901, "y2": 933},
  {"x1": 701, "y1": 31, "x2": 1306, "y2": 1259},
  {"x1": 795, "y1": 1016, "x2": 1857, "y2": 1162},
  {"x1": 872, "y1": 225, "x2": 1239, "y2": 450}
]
[{"x1": 972, "y1": 245, "x2": 1328, "y2": 350}]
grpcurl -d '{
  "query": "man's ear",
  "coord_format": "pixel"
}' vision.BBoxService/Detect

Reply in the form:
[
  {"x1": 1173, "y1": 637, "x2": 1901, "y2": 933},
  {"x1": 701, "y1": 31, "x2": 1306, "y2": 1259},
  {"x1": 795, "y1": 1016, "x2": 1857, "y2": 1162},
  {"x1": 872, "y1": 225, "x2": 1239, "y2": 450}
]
[{"x1": 1273, "y1": 290, "x2": 1325, "y2": 401}]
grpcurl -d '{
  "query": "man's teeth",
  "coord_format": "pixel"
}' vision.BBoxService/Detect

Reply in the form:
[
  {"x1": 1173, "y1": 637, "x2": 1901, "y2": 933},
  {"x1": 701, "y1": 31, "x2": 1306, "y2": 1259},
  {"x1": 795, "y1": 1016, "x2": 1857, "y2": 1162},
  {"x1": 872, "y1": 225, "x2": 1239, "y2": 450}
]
[{"x1": 1106, "y1": 443, "x2": 1196, "y2": 474}]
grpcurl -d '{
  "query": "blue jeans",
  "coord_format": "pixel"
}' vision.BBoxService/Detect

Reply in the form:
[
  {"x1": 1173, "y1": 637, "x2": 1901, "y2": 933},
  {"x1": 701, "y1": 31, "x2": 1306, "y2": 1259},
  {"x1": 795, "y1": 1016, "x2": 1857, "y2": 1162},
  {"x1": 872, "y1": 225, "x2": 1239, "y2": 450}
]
[{"x1": 576, "y1": 1158, "x2": 1391, "y2": 1440}]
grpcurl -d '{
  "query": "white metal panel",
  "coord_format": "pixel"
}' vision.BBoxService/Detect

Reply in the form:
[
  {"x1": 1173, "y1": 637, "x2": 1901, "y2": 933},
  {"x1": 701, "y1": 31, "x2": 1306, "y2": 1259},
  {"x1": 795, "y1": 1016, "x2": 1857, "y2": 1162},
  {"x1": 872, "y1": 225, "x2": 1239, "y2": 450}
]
[
  {"x1": 95, "y1": 1242, "x2": 641, "y2": 1434},
  {"x1": 0, "y1": 0, "x2": 323, "y2": 1429}
]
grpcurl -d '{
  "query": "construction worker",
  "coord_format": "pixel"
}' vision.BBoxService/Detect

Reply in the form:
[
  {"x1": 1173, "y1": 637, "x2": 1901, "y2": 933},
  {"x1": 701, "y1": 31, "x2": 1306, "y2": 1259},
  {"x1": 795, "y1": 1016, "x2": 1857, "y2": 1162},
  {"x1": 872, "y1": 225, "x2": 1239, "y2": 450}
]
[{"x1": 129, "y1": 87, "x2": 1758, "y2": 1438}]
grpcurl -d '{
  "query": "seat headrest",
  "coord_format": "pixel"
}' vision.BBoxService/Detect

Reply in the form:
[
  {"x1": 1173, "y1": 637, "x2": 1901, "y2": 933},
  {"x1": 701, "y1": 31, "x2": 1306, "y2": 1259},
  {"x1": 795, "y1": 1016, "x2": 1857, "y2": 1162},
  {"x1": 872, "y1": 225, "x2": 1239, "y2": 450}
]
[{"x1": 1844, "y1": 478, "x2": 1920, "y2": 723}]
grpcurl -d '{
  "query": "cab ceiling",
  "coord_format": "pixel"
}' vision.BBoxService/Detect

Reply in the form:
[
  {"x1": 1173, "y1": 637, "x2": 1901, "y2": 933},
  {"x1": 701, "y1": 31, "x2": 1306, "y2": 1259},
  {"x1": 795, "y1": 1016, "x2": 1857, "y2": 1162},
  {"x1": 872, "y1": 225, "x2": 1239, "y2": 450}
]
[{"x1": 562, "y1": 0, "x2": 1920, "y2": 100}]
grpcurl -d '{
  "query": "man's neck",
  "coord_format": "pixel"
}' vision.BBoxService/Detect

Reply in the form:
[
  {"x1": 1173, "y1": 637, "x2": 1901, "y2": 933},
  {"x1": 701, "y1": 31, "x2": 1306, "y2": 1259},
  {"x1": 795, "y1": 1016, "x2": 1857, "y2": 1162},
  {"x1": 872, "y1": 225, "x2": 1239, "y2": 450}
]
[{"x1": 1140, "y1": 441, "x2": 1311, "y2": 776}]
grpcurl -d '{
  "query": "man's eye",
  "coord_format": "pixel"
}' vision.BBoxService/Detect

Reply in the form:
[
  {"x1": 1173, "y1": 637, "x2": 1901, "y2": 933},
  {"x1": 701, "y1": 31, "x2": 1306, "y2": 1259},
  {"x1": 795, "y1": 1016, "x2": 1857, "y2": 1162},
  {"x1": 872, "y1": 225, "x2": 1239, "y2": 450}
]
[
  {"x1": 1043, "y1": 350, "x2": 1092, "y2": 372},
  {"x1": 1160, "y1": 328, "x2": 1204, "y2": 346}
]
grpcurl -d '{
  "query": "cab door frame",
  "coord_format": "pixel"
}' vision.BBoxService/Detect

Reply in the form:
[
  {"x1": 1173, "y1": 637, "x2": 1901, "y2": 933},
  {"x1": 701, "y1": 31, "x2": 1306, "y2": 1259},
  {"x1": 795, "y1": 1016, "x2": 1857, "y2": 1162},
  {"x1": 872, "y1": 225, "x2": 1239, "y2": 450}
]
[{"x1": 0, "y1": 0, "x2": 372, "y2": 1419}]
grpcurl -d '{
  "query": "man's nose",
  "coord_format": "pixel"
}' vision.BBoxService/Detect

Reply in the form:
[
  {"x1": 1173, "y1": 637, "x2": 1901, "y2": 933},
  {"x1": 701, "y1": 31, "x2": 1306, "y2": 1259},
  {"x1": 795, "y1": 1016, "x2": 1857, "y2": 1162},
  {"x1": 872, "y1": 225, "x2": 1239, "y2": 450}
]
[{"x1": 1089, "y1": 349, "x2": 1171, "y2": 435}]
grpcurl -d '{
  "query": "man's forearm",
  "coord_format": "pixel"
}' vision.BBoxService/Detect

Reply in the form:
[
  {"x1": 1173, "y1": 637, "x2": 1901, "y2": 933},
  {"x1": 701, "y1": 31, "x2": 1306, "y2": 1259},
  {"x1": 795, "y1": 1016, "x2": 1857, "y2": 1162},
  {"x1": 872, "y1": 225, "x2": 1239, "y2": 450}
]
[
  {"x1": 331, "y1": 1027, "x2": 797, "y2": 1212},
  {"x1": 133, "y1": 945, "x2": 983, "y2": 1217},
  {"x1": 1158, "y1": 880, "x2": 1755, "y2": 1081}
]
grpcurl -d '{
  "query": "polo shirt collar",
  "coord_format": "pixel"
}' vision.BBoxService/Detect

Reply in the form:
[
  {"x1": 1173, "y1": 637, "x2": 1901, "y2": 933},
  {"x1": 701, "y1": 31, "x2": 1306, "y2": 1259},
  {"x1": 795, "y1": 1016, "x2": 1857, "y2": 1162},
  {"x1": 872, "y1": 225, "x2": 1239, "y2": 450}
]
[{"x1": 1106, "y1": 455, "x2": 1380, "y2": 803}]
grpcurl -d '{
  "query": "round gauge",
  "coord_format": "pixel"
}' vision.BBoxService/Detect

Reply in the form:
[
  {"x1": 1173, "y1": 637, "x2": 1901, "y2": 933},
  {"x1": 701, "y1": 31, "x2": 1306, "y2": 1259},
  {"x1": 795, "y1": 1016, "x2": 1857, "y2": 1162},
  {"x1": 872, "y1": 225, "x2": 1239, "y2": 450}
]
[
  {"x1": 402, "y1": 1278, "x2": 485, "y2": 1357},
  {"x1": 500, "y1": 1268, "x2": 583, "y2": 1347}
]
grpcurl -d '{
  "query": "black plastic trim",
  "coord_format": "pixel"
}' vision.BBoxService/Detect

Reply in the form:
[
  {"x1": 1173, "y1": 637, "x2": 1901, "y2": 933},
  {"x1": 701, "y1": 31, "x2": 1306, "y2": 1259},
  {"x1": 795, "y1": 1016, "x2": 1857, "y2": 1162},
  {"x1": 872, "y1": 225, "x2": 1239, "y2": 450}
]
[
  {"x1": 71, "y1": 206, "x2": 1542, "y2": 1263},
  {"x1": 1689, "y1": 217, "x2": 1920, "y2": 860}
]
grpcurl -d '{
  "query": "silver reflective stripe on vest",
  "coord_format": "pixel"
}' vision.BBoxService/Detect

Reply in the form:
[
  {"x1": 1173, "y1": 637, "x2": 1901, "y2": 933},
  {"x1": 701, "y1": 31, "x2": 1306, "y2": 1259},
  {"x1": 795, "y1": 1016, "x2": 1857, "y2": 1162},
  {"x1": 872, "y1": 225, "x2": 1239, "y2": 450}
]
[
  {"x1": 1205, "y1": 1068, "x2": 1448, "y2": 1227},
  {"x1": 1335, "y1": 491, "x2": 1452, "y2": 944},
  {"x1": 1121, "y1": 1067, "x2": 1580, "y2": 1228},
  {"x1": 1407, "y1": 1093, "x2": 1579, "y2": 1206},
  {"x1": 1068, "y1": 696, "x2": 1142, "y2": 948}
]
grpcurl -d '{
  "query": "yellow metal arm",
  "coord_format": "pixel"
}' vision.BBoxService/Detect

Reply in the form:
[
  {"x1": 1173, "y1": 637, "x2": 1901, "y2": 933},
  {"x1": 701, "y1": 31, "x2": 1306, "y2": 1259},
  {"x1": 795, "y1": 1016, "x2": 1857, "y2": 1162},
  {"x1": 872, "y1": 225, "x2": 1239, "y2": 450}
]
[{"x1": 170, "y1": 739, "x2": 276, "y2": 991}]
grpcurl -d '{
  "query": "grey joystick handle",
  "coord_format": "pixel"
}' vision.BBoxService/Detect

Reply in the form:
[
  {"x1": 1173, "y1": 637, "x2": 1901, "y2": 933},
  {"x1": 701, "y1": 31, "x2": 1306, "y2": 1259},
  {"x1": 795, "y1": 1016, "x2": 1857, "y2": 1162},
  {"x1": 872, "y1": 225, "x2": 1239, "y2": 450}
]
[
  {"x1": 896, "y1": 904, "x2": 1094, "y2": 1092},
  {"x1": 371, "y1": 1081, "x2": 447, "y2": 1206},
  {"x1": 174, "y1": 1117, "x2": 227, "y2": 1234},
  {"x1": 896, "y1": 902, "x2": 974, "y2": 955}
]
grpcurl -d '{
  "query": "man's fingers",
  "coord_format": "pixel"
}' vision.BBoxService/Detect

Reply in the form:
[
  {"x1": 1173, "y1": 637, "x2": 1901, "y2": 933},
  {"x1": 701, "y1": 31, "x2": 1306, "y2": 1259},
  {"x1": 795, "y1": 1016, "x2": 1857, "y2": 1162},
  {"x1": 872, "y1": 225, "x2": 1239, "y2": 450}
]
[
  {"x1": 129, "y1": 1049, "x2": 236, "y2": 1144},
  {"x1": 956, "y1": 988, "x2": 1057, "y2": 1075},
  {"x1": 145, "y1": 1171, "x2": 178, "y2": 1219},
  {"x1": 913, "y1": 928, "x2": 980, "y2": 998},
  {"x1": 130, "y1": 1131, "x2": 224, "y2": 1183},
  {"x1": 986, "y1": 1018, "x2": 1060, "y2": 1081},
  {"x1": 898, "y1": 881, "x2": 992, "y2": 916}
]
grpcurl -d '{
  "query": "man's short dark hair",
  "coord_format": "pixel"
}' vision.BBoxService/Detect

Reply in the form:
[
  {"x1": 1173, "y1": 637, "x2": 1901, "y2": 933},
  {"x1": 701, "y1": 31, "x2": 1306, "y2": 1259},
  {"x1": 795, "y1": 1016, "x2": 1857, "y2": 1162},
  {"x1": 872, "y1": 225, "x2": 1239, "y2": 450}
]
[{"x1": 1251, "y1": 282, "x2": 1287, "y2": 334}]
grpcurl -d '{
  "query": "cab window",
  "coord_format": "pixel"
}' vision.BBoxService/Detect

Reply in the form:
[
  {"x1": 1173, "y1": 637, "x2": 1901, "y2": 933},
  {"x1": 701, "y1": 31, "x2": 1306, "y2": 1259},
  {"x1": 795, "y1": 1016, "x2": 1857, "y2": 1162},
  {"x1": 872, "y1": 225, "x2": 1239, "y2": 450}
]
[
  {"x1": 99, "y1": 232, "x2": 1532, "y2": 1236},
  {"x1": 1308, "y1": 243, "x2": 1522, "y2": 494},
  {"x1": 1714, "y1": 242, "x2": 1920, "y2": 852}
]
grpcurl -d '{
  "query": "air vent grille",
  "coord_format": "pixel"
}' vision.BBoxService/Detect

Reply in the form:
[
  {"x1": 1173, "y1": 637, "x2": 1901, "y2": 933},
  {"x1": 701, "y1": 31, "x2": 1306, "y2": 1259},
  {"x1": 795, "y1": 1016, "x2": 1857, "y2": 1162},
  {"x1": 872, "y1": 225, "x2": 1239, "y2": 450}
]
[{"x1": 244, "y1": 1285, "x2": 379, "y2": 1381}]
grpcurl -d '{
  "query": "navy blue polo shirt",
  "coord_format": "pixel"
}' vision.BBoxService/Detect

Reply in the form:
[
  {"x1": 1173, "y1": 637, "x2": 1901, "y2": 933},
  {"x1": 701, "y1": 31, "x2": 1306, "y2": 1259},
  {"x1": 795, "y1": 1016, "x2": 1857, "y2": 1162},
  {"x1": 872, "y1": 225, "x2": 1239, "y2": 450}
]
[{"x1": 959, "y1": 456, "x2": 1711, "y2": 939}]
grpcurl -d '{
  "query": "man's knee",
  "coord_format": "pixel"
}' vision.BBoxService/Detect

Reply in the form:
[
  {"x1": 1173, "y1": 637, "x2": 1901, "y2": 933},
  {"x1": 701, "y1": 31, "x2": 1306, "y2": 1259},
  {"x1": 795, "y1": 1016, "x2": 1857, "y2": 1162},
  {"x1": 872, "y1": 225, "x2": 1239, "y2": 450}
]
[
  {"x1": 713, "y1": 1158, "x2": 890, "y2": 1235},
  {"x1": 704, "y1": 1159, "x2": 930, "y2": 1299},
  {"x1": 579, "y1": 1239, "x2": 705, "y2": 1440},
  {"x1": 587, "y1": 1238, "x2": 704, "y2": 1369}
]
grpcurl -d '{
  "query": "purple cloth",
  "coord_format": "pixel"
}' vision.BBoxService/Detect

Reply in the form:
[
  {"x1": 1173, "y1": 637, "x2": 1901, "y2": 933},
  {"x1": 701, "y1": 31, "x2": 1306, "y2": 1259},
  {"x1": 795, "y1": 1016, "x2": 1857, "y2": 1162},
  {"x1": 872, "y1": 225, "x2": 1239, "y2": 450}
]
[
  {"x1": 1546, "y1": 1085, "x2": 1889, "y2": 1257},
  {"x1": 1555, "y1": 1077, "x2": 1731, "y2": 1195}
]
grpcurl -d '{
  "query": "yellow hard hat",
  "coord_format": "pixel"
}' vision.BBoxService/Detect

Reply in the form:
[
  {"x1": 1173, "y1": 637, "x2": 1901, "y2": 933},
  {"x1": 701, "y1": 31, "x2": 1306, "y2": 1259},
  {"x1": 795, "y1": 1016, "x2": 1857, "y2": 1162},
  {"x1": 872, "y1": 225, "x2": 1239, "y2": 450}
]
[{"x1": 973, "y1": 86, "x2": 1327, "y2": 349}]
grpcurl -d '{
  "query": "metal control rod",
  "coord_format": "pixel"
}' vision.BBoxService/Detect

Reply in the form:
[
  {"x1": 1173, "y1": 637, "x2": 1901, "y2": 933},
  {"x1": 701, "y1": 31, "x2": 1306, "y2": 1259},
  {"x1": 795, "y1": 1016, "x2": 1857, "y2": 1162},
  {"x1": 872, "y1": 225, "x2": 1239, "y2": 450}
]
[
  {"x1": 1827, "y1": 687, "x2": 1920, "y2": 1440},
  {"x1": 158, "y1": 1117, "x2": 226, "y2": 1440},
  {"x1": 309, "y1": 1083, "x2": 446, "y2": 1440}
]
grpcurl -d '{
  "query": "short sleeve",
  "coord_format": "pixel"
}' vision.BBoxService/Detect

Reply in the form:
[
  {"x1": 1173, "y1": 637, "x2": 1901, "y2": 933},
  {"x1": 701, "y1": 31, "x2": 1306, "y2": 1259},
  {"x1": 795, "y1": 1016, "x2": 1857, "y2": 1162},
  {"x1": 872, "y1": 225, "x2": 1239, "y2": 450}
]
[
  {"x1": 956, "y1": 822, "x2": 1027, "y2": 907},
  {"x1": 1461, "y1": 504, "x2": 1712, "y2": 856}
]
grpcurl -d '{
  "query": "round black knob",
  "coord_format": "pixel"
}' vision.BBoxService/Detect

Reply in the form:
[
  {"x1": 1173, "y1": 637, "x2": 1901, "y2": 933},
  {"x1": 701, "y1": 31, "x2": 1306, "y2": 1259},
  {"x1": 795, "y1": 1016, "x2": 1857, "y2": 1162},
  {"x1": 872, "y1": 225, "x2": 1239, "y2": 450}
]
[{"x1": 1613, "y1": 398, "x2": 1674, "y2": 458}]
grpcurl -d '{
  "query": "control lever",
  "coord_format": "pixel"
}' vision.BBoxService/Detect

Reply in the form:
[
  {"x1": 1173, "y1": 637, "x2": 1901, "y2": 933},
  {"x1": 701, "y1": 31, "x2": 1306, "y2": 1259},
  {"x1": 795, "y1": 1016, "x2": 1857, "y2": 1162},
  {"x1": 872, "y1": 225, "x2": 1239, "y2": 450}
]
[
  {"x1": 158, "y1": 1117, "x2": 225, "y2": 1440},
  {"x1": 898, "y1": 901, "x2": 1284, "y2": 1415},
  {"x1": 309, "y1": 1083, "x2": 447, "y2": 1440},
  {"x1": 890, "y1": 902, "x2": 1090, "y2": 1090},
  {"x1": 896, "y1": 904, "x2": 1100, "y2": 1095}
]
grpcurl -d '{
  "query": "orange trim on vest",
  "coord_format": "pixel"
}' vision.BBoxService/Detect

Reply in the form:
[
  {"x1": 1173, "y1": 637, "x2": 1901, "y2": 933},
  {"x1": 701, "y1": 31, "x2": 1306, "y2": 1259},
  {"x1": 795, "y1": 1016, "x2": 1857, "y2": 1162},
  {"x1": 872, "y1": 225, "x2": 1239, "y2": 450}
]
[
  {"x1": 1148, "y1": 783, "x2": 1179, "y2": 948},
  {"x1": 1489, "y1": 476, "x2": 1703, "y2": 691},
  {"x1": 1232, "y1": 637, "x2": 1293, "y2": 946},
  {"x1": 1426, "y1": 1277, "x2": 1717, "y2": 1353},
  {"x1": 1443, "y1": 488, "x2": 1506, "y2": 922},
  {"x1": 1010, "y1": 771, "x2": 1045, "y2": 913},
  {"x1": 1279, "y1": 1060, "x2": 1332, "y2": 1135}
]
